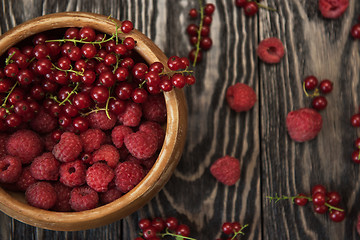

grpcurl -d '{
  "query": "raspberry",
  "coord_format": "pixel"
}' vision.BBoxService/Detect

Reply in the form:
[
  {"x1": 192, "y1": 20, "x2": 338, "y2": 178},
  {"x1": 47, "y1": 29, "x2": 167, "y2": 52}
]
[
  {"x1": 111, "y1": 125, "x2": 133, "y2": 148},
  {"x1": 30, "y1": 108, "x2": 57, "y2": 134},
  {"x1": 53, "y1": 132, "x2": 82, "y2": 162},
  {"x1": 0, "y1": 155, "x2": 22, "y2": 183},
  {"x1": 139, "y1": 121, "x2": 165, "y2": 150},
  {"x1": 0, "y1": 134, "x2": 8, "y2": 159},
  {"x1": 59, "y1": 160, "x2": 86, "y2": 187},
  {"x1": 117, "y1": 101, "x2": 142, "y2": 127},
  {"x1": 99, "y1": 187, "x2": 122, "y2": 204},
  {"x1": 80, "y1": 128, "x2": 106, "y2": 153},
  {"x1": 16, "y1": 166, "x2": 37, "y2": 192},
  {"x1": 52, "y1": 182, "x2": 72, "y2": 212},
  {"x1": 92, "y1": 144, "x2": 120, "y2": 168},
  {"x1": 25, "y1": 182, "x2": 57, "y2": 210},
  {"x1": 257, "y1": 37, "x2": 285, "y2": 64},
  {"x1": 115, "y1": 161, "x2": 145, "y2": 193},
  {"x1": 43, "y1": 133, "x2": 57, "y2": 152},
  {"x1": 87, "y1": 111, "x2": 116, "y2": 130},
  {"x1": 6, "y1": 129, "x2": 43, "y2": 164},
  {"x1": 210, "y1": 155, "x2": 241, "y2": 186},
  {"x1": 319, "y1": 0, "x2": 348, "y2": 19},
  {"x1": 30, "y1": 152, "x2": 60, "y2": 181},
  {"x1": 226, "y1": 83, "x2": 257, "y2": 112},
  {"x1": 125, "y1": 131, "x2": 157, "y2": 159},
  {"x1": 286, "y1": 108, "x2": 323, "y2": 142},
  {"x1": 142, "y1": 93, "x2": 167, "y2": 123},
  {"x1": 86, "y1": 162, "x2": 115, "y2": 192},
  {"x1": 141, "y1": 155, "x2": 157, "y2": 170},
  {"x1": 69, "y1": 186, "x2": 99, "y2": 211}
]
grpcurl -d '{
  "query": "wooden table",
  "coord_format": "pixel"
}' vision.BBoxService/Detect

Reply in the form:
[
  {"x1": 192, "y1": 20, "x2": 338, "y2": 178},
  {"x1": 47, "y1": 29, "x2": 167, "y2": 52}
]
[{"x1": 1, "y1": 0, "x2": 360, "y2": 239}]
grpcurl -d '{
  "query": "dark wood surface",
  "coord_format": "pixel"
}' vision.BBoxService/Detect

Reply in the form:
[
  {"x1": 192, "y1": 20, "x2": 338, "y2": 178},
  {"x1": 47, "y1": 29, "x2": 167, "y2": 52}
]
[{"x1": 1, "y1": 0, "x2": 360, "y2": 239}]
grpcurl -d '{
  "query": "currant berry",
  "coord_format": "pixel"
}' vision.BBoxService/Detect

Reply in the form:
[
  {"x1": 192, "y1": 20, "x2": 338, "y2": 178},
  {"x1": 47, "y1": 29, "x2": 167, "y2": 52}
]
[
  {"x1": 72, "y1": 116, "x2": 89, "y2": 132},
  {"x1": 312, "y1": 96, "x2": 327, "y2": 111},
  {"x1": 244, "y1": 1, "x2": 258, "y2": 16},
  {"x1": 108, "y1": 98, "x2": 126, "y2": 115},
  {"x1": 79, "y1": 27, "x2": 96, "y2": 42},
  {"x1": 167, "y1": 56, "x2": 181, "y2": 71},
  {"x1": 121, "y1": 20, "x2": 133, "y2": 33},
  {"x1": 351, "y1": 113, "x2": 360, "y2": 127},
  {"x1": 58, "y1": 114, "x2": 72, "y2": 128},
  {"x1": 312, "y1": 192, "x2": 326, "y2": 206},
  {"x1": 99, "y1": 72, "x2": 116, "y2": 87},
  {"x1": 115, "y1": 82, "x2": 134, "y2": 100},
  {"x1": 171, "y1": 74, "x2": 186, "y2": 88},
  {"x1": 131, "y1": 88, "x2": 148, "y2": 103},
  {"x1": 200, "y1": 37, "x2": 213, "y2": 50},
  {"x1": 351, "y1": 149, "x2": 360, "y2": 164},
  {"x1": 313, "y1": 204, "x2": 328, "y2": 214},
  {"x1": 319, "y1": 79, "x2": 333, "y2": 94},
  {"x1": 189, "y1": 8, "x2": 198, "y2": 18},
  {"x1": 176, "y1": 224, "x2": 190, "y2": 237},
  {"x1": 90, "y1": 85, "x2": 109, "y2": 103},
  {"x1": 329, "y1": 210, "x2": 345, "y2": 222},
  {"x1": 114, "y1": 67, "x2": 129, "y2": 81},
  {"x1": 304, "y1": 76, "x2": 318, "y2": 91},
  {"x1": 351, "y1": 24, "x2": 360, "y2": 39},
  {"x1": 5, "y1": 113, "x2": 22, "y2": 128},
  {"x1": 204, "y1": 3, "x2": 215, "y2": 16},
  {"x1": 142, "y1": 226, "x2": 157, "y2": 239},
  {"x1": 51, "y1": 129, "x2": 63, "y2": 142},
  {"x1": 354, "y1": 138, "x2": 360, "y2": 149},
  {"x1": 235, "y1": 0, "x2": 247, "y2": 8},
  {"x1": 186, "y1": 24, "x2": 199, "y2": 36},
  {"x1": 232, "y1": 222, "x2": 242, "y2": 232},
  {"x1": 165, "y1": 217, "x2": 178, "y2": 231},
  {"x1": 222, "y1": 222, "x2": 234, "y2": 235},
  {"x1": 138, "y1": 219, "x2": 151, "y2": 231},
  {"x1": 326, "y1": 192, "x2": 341, "y2": 206},
  {"x1": 311, "y1": 184, "x2": 326, "y2": 196},
  {"x1": 151, "y1": 217, "x2": 165, "y2": 232},
  {"x1": 294, "y1": 193, "x2": 308, "y2": 206},
  {"x1": 123, "y1": 37, "x2": 136, "y2": 50}
]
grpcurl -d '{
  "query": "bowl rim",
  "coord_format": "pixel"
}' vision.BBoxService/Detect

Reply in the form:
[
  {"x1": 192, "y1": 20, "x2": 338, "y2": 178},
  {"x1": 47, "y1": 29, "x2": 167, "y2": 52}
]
[{"x1": 0, "y1": 12, "x2": 188, "y2": 231}]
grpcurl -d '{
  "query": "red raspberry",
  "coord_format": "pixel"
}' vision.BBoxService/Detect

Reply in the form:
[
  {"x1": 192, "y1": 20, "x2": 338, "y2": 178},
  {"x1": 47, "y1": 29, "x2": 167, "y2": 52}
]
[
  {"x1": 226, "y1": 83, "x2": 257, "y2": 112},
  {"x1": 115, "y1": 161, "x2": 145, "y2": 193},
  {"x1": 69, "y1": 186, "x2": 99, "y2": 211},
  {"x1": 92, "y1": 144, "x2": 120, "y2": 168},
  {"x1": 124, "y1": 131, "x2": 158, "y2": 159},
  {"x1": 86, "y1": 162, "x2": 115, "y2": 192},
  {"x1": 142, "y1": 93, "x2": 167, "y2": 123},
  {"x1": 30, "y1": 152, "x2": 60, "y2": 181},
  {"x1": 52, "y1": 182, "x2": 72, "y2": 212},
  {"x1": 139, "y1": 121, "x2": 165, "y2": 150},
  {"x1": 80, "y1": 128, "x2": 106, "y2": 153},
  {"x1": 53, "y1": 132, "x2": 82, "y2": 162},
  {"x1": 87, "y1": 111, "x2": 116, "y2": 130},
  {"x1": 111, "y1": 125, "x2": 133, "y2": 148},
  {"x1": 0, "y1": 134, "x2": 8, "y2": 159},
  {"x1": 0, "y1": 155, "x2": 22, "y2": 183},
  {"x1": 25, "y1": 182, "x2": 57, "y2": 210},
  {"x1": 117, "y1": 101, "x2": 142, "y2": 127},
  {"x1": 16, "y1": 166, "x2": 37, "y2": 192},
  {"x1": 286, "y1": 108, "x2": 323, "y2": 142},
  {"x1": 30, "y1": 108, "x2": 57, "y2": 133},
  {"x1": 141, "y1": 155, "x2": 157, "y2": 170},
  {"x1": 257, "y1": 37, "x2": 285, "y2": 64},
  {"x1": 319, "y1": 0, "x2": 348, "y2": 19},
  {"x1": 59, "y1": 160, "x2": 86, "y2": 187},
  {"x1": 99, "y1": 187, "x2": 122, "y2": 204},
  {"x1": 43, "y1": 133, "x2": 57, "y2": 152},
  {"x1": 6, "y1": 129, "x2": 43, "y2": 164},
  {"x1": 210, "y1": 155, "x2": 241, "y2": 186}
]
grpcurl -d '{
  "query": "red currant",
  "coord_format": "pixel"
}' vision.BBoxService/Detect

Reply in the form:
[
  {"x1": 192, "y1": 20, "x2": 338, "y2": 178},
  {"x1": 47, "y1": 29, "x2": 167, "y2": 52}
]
[
  {"x1": 319, "y1": 79, "x2": 333, "y2": 94},
  {"x1": 204, "y1": 3, "x2": 215, "y2": 16},
  {"x1": 326, "y1": 192, "x2": 341, "y2": 206},
  {"x1": 311, "y1": 184, "x2": 326, "y2": 196},
  {"x1": 121, "y1": 20, "x2": 133, "y2": 33},
  {"x1": 351, "y1": 23, "x2": 360, "y2": 39},
  {"x1": 189, "y1": 8, "x2": 198, "y2": 18},
  {"x1": 294, "y1": 193, "x2": 308, "y2": 206},
  {"x1": 176, "y1": 224, "x2": 190, "y2": 237},
  {"x1": 329, "y1": 210, "x2": 345, "y2": 222},
  {"x1": 311, "y1": 96, "x2": 327, "y2": 111},
  {"x1": 244, "y1": 2, "x2": 258, "y2": 16},
  {"x1": 90, "y1": 85, "x2": 109, "y2": 103},
  {"x1": 138, "y1": 219, "x2": 151, "y2": 231},
  {"x1": 304, "y1": 75, "x2": 318, "y2": 91},
  {"x1": 222, "y1": 222, "x2": 234, "y2": 235},
  {"x1": 165, "y1": 217, "x2": 178, "y2": 231},
  {"x1": 312, "y1": 192, "x2": 326, "y2": 206},
  {"x1": 351, "y1": 113, "x2": 360, "y2": 127},
  {"x1": 351, "y1": 149, "x2": 360, "y2": 164}
]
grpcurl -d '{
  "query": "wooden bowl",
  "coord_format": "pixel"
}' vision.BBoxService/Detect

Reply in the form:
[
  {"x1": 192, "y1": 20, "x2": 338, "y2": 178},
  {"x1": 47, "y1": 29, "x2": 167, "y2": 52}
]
[{"x1": 0, "y1": 12, "x2": 187, "y2": 231}]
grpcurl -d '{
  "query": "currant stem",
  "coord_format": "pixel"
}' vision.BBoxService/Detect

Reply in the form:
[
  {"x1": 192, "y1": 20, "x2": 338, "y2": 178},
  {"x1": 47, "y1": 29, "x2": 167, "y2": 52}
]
[
  {"x1": 266, "y1": 194, "x2": 345, "y2": 212},
  {"x1": 159, "y1": 68, "x2": 194, "y2": 76},
  {"x1": 161, "y1": 228, "x2": 197, "y2": 240},
  {"x1": 302, "y1": 81, "x2": 320, "y2": 98},
  {"x1": 1, "y1": 81, "x2": 18, "y2": 107},
  {"x1": 52, "y1": 63, "x2": 85, "y2": 76},
  {"x1": 193, "y1": 0, "x2": 204, "y2": 67},
  {"x1": 59, "y1": 82, "x2": 79, "y2": 106},
  {"x1": 104, "y1": 88, "x2": 115, "y2": 119},
  {"x1": 256, "y1": 3, "x2": 277, "y2": 12},
  {"x1": 5, "y1": 52, "x2": 16, "y2": 65},
  {"x1": 230, "y1": 224, "x2": 248, "y2": 240}
]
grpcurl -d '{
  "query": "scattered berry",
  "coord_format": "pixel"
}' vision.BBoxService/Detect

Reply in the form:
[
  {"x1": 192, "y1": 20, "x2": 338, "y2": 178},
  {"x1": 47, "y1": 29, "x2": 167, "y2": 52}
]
[
  {"x1": 226, "y1": 83, "x2": 257, "y2": 112},
  {"x1": 318, "y1": 0, "x2": 349, "y2": 19},
  {"x1": 257, "y1": 37, "x2": 285, "y2": 64},
  {"x1": 210, "y1": 155, "x2": 241, "y2": 186}
]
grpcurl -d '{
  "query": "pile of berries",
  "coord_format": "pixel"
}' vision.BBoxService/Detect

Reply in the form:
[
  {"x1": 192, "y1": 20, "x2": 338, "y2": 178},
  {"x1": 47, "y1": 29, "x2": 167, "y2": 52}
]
[
  {"x1": 219, "y1": 221, "x2": 248, "y2": 240},
  {"x1": 186, "y1": 2, "x2": 215, "y2": 65},
  {"x1": 135, "y1": 217, "x2": 194, "y2": 240},
  {"x1": 235, "y1": 0, "x2": 276, "y2": 17},
  {"x1": 0, "y1": 20, "x2": 195, "y2": 211},
  {"x1": 268, "y1": 184, "x2": 345, "y2": 222},
  {"x1": 303, "y1": 75, "x2": 333, "y2": 111}
]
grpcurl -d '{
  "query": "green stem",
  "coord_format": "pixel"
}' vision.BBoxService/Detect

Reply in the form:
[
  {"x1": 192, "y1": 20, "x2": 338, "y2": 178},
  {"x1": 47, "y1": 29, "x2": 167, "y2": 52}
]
[
  {"x1": 161, "y1": 228, "x2": 197, "y2": 240},
  {"x1": 256, "y1": 3, "x2": 277, "y2": 12},
  {"x1": 193, "y1": 0, "x2": 204, "y2": 67},
  {"x1": 302, "y1": 81, "x2": 319, "y2": 98},
  {"x1": 52, "y1": 64, "x2": 84, "y2": 76},
  {"x1": 159, "y1": 68, "x2": 194, "y2": 76},
  {"x1": 1, "y1": 81, "x2": 18, "y2": 107},
  {"x1": 59, "y1": 82, "x2": 79, "y2": 106},
  {"x1": 230, "y1": 224, "x2": 248, "y2": 240},
  {"x1": 5, "y1": 52, "x2": 16, "y2": 65}
]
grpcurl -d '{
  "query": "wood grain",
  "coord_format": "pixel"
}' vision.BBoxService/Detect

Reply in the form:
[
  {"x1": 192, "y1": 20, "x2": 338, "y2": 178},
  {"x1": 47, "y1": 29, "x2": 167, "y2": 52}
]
[{"x1": 0, "y1": 0, "x2": 359, "y2": 239}]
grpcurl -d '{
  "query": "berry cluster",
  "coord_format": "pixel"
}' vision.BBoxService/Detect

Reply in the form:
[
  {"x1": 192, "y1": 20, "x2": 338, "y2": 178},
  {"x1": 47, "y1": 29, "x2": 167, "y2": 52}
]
[
  {"x1": 0, "y1": 20, "x2": 194, "y2": 211},
  {"x1": 136, "y1": 217, "x2": 195, "y2": 240},
  {"x1": 234, "y1": 0, "x2": 276, "y2": 17},
  {"x1": 186, "y1": 2, "x2": 215, "y2": 65},
  {"x1": 219, "y1": 222, "x2": 248, "y2": 240},
  {"x1": 351, "y1": 17, "x2": 360, "y2": 40},
  {"x1": 303, "y1": 75, "x2": 333, "y2": 111},
  {"x1": 267, "y1": 184, "x2": 345, "y2": 222}
]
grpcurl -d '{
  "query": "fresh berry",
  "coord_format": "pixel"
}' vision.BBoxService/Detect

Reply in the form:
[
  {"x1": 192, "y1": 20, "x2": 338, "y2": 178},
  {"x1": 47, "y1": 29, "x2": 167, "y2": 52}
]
[
  {"x1": 69, "y1": 186, "x2": 99, "y2": 211},
  {"x1": 312, "y1": 96, "x2": 327, "y2": 111},
  {"x1": 99, "y1": 187, "x2": 122, "y2": 204},
  {"x1": 329, "y1": 209, "x2": 345, "y2": 222},
  {"x1": 210, "y1": 155, "x2": 241, "y2": 186},
  {"x1": 294, "y1": 193, "x2": 308, "y2": 206},
  {"x1": 319, "y1": 79, "x2": 333, "y2": 94},
  {"x1": 80, "y1": 128, "x2": 106, "y2": 153},
  {"x1": 52, "y1": 132, "x2": 83, "y2": 162},
  {"x1": 25, "y1": 182, "x2": 57, "y2": 210},
  {"x1": 52, "y1": 182, "x2": 72, "y2": 212},
  {"x1": 351, "y1": 113, "x2": 360, "y2": 127},
  {"x1": 226, "y1": 83, "x2": 257, "y2": 112},
  {"x1": 318, "y1": 0, "x2": 349, "y2": 19},
  {"x1": 124, "y1": 131, "x2": 158, "y2": 159},
  {"x1": 117, "y1": 101, "x2": 143, "y2": 127},
  {"x1": 351, "y1": 24, "x2": 360, "y2": 39},
  {"x1": 139, "y1": 121, "x2": 165, "y2": 150},
  {"x1": 87, "y1": 111, "x2": 117, "y2": 130},
  {"x1": 30, "y1": 108, "x2": 57, "y2": 133},
  {"x1": 165, "y1": 217, "x2": 179, "y2": 231},
  {"x1": 142, "y1": 93, "x2": 167, "y2": 123},
  {"x1": 286, "y1": 108, "x2": 323, "y2": 142},
  {"x1": 111, "y1": 125, "x2": 133, "y2": 149},
  {"x1": 176, "y1": 224, "x2": 190, "y2": 237},
  {"x1": 244, "y1": 1, "x2": 259, "y2": 16},
  {"x1": 86, "y1": 162, "x2": 115, "y2": 192},
  {"x1": 304, "y1": 76, "x2": 318, "y2": 91},
  {"x1": 16, "y1": 166, "x2": 37, "y2": 191},
  {"x1": 0, "y1": 155, "x2": 22, "y2": 183},
  {"x1": 115, "y1": 161, "x2": 145, "y2": 193},
  {"x1": 222, "y1": 222, "x2": 234, "y2": 235},
  {"x1": 257, "y1": 37, "x2": 285, "y2": 64},
  {"x1": 30, "y1": 152, "x2": 60, "y2": 181},
  {"x1": 92, "y1": 144, "x2": 120, "y2": 168},
  {"x1": 6, "y1": 129, "x2": 43, "y2": 164},
  {"x1": 59, "y1": 160, "x2": 86, "y2": 187}
]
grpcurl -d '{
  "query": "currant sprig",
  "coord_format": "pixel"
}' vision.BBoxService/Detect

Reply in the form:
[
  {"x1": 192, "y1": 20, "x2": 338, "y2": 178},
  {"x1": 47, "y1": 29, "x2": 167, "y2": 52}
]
[
  {"x1": 5, "y1": 52, "x2": 16, "y2": 65},
  {"x1": 230, "y1": 224, "x2": 248, "y2": 240},
  {"x1": 192, "y1": 0, "x2": 205, "y2": 67},
  {"x1": 1, "y1": 81, "x2": 18, "y2": 108},
  {"x1": 51, "y1": 63, "x2": 85, "y2": 76},
  {"x1": 158, "y1": 228, "x2": 197, "y2": 240}
]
